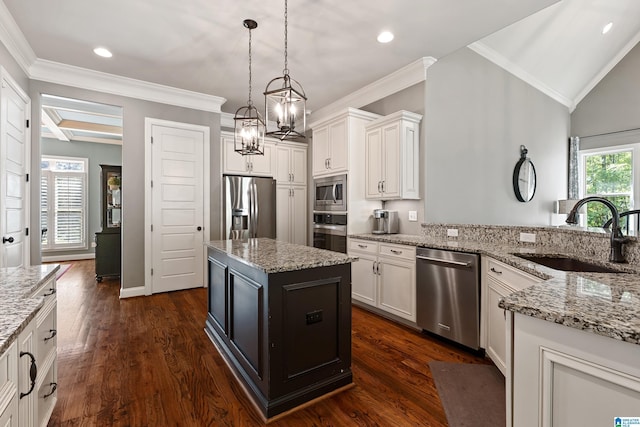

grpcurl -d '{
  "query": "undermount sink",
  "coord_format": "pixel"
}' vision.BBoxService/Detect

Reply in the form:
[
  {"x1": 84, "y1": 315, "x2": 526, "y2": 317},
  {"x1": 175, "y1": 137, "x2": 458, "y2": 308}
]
[{"x1": 512, "y1": 254, "x2": 628, "y2": 273}]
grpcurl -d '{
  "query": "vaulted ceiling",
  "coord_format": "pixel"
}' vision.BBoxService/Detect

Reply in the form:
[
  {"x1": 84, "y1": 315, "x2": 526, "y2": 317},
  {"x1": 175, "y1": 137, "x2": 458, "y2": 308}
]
[{"x1": 2, "y1": 0, "x2": 639, "y2": 122}]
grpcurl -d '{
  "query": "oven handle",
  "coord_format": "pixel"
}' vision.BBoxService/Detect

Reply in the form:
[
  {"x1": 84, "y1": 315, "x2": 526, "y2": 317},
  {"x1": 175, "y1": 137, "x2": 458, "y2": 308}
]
[
  {"x1": 313, "y1": 224, "x2": 347, "y2": 236},
  {"x1": 416, "y1": 255, "x2": 471, "y2": 267}
]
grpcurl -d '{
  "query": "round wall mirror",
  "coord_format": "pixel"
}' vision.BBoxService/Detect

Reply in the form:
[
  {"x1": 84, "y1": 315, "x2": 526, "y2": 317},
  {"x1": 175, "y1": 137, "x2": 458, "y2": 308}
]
[{"x1": 513, "y1": 145, "x2": 536, "y2": 202}]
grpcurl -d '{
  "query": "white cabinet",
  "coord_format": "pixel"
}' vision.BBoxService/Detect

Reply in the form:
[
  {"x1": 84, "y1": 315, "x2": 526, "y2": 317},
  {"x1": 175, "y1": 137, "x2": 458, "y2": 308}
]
[
  {"x1": 510, "y1": 313, "x2": 640, "y2": 427},
  {"x1": 481, "y1": 257, "x2": 541, "y2": 376},
  {"x1": 349, "y1": 238, "x2": 416, "y2": 322},
  {"x1": 275, "y1": 142, "x2": 307, "y2": 186},
  {"x1": 365, "y1": 110, "x2": 422, "y2": 200},
  {"x1": 276, "y1": 185, "x2": 307, "y2": 246},
  {"x1": 222, "y1": 131, "x2": 274, "y2": 176},
  {"x1": 312, "y1": 116, "x2": 348, "y2": 177},
  {"x1": 0, "y1": 342, "x2": 18, "y2": 427}
]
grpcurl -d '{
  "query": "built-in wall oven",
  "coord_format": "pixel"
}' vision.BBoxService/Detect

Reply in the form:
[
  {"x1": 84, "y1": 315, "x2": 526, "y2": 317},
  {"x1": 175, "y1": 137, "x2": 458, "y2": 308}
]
[
  {"x1": 313, "y1": 212, "x2": 347, "y2": 253},
  {"x1": 314, "y1": 174, "x2": 347, "y2": 212}
]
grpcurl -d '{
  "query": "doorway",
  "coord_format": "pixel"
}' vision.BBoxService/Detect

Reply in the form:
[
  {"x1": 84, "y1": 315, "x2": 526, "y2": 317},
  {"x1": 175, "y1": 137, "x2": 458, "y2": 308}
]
[{"x1": 39, "y1": 94, "x2": 123, "y2": 277}]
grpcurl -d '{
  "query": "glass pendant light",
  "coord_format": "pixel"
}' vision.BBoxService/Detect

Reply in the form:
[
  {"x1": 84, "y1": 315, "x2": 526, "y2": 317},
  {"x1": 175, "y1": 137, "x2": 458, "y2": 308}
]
[
  {"x1": 234, "y1": 19, "x2": 265, "y2": 155},
  {"x1": 264, "y1": 0, "x2": 307, "y2": 141}
]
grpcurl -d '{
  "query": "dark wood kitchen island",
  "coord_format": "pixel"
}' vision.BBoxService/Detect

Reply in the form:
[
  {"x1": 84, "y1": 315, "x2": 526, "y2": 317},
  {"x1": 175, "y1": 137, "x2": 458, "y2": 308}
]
[{"x1": 204, "y1": 238, "x2": 354, "y2": 420}]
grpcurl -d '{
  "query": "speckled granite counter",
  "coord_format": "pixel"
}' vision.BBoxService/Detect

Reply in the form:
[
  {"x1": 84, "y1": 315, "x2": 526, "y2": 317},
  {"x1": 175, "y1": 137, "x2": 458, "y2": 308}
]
[
  {"x1": 206, "y1": 238, "x2": 356, "y2": 273},
  {"x1": 350, "y1": 233, "x2": 640, "y2": 345},
  {"x1": 0, "y1": 264, "x2": 59, "y2": 354}
]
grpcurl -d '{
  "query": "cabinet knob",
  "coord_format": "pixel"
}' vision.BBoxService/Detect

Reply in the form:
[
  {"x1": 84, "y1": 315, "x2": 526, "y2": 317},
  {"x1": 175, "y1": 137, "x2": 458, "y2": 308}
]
[
  {"x1": 2, "y1": 236, "x2": 14, "y2": 244},
  {"x1": 390, "y1": 249, "x2": 402, "y2": 255},
  {"x1": 197, "y1": 226, "x2": 202, "y2": 231},
  {"x1": 490, "y1": 267, "x2": 503, "y2": 275}
]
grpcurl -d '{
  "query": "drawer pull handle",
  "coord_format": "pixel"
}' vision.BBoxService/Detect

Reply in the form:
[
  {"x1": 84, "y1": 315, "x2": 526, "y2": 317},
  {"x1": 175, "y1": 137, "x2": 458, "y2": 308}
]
[
  {"x1": 44, "y1": 382, "x2": 58, "y2": 399},
  {"x1": 390, "y1": 249, "x2": 403, "y2": 255},
  {"x1": 43, "y1": 287, "x2": 56, "y2": 297},
  {"x1": 358, "y1": 244, "x2": 367, "y2": 248},
  {"x1": 490, "y1": 267, "x2": 503, "y2": 275},
  {"x1": 44, "y1": 329, "x2": 57, "y2": 342},
  {"x1": 19, "y1": 351, "x2": 37, "y2": 399}
]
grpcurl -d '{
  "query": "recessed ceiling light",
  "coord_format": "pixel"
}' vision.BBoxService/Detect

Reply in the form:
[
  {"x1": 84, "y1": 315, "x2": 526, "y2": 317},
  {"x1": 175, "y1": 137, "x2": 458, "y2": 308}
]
[
  {"x1": 602, "y1": 22, "x2": 613, "y2": 35},
  {"x1": 93, "y1": 47, "x2": 113, "y2": 58},
  {"x1": 377, "y1": 31, "x2": 394, "y2": 43}
]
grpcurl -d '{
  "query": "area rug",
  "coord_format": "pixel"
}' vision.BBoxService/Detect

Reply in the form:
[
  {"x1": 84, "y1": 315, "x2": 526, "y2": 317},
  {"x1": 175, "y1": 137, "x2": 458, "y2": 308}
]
[
  {"x1": 429, "y1": 361, "x2": 505, "y2": 427},
  {"x1": 56, "y1": 263, "x2": 72, "y2": 280}
]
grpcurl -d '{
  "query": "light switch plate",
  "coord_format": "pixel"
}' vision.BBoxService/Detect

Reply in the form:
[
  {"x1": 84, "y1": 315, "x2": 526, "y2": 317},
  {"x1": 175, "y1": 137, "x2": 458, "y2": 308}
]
[
  {"x1": 447, "y1": 228, "x2": 459, "y2": 237},
  {"x1": 520, "y1": 232, "x2": 536, "y2": 243},
  {"x1": 408, "y1": 211, "x2": 418, "y2": 221}
]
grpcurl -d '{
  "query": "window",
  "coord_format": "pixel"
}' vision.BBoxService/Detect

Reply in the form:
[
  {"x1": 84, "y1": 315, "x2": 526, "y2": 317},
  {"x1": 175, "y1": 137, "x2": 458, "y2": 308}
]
[
  {"x1": 41, "y1": 156, "x2": 88, "y2": 251},
  {"x1": 580, "y1": 147, "x2": 635, "y2": 230}
]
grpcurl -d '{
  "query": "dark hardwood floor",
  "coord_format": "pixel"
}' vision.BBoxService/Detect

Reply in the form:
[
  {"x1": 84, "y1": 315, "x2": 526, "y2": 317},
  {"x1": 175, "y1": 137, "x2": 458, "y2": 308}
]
[{"x1": 49, "y1": 260, "x2": 490, "y2": 426}]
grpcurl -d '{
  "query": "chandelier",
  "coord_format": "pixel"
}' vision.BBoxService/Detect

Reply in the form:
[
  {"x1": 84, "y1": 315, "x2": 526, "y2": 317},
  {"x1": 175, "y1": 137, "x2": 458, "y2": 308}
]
[
  {"x1": 234, "y1": 19, "x2": 266, "y2": 155},
  {"x1": 264, "y1": 0, "x2": 307, "y2": 141}
]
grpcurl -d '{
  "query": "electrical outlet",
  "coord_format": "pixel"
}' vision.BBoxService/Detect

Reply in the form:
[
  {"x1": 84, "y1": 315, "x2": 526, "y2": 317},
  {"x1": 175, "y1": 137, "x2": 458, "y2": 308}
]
[
  {"x1": 520, "y1": 232, "x2": 536, "y2": 243},
  {"x1": 91, "y1": 241, "x2": 97, "y2": 248},
  {"x1": 447, "y1": 228, "x2": 459, "y2": 237},
  {"x1": 408, "y1": 211, "x2": 418, "y2": 221}
]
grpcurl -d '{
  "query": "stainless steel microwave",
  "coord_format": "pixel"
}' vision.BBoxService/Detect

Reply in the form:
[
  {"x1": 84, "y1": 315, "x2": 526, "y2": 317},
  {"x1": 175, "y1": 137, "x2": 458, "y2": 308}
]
[{"x1": 314, "y1": 174, "x2": 347, "y2": 212}]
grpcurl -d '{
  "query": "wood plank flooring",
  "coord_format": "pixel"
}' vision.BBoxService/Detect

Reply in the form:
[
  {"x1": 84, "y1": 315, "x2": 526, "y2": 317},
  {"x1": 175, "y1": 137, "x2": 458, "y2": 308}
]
[{"x1": 49, "y1": 260, "x2": 490, "y2": 426}]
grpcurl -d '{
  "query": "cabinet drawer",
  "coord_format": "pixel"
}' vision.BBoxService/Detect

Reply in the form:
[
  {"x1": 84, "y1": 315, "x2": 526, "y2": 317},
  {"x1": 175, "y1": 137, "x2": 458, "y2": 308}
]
[
  {"x1": 36, "y1": 303, "x2": 57, "y2": 364},
  {"x1": 379, "y1": 243, "x2": 416, "y2": 261},
  {"x1": 486, "y1": 258, "x2": 541, "y2": 291},
  {"x1": 349, "y1": 239, "x2": 379, "y2": 255},
  {"x1": 37, "y1": 362, "x2": 57, "y2": 427},
  {"x1": 33, "y1": 276, "x2": 56, "y2": 301}
]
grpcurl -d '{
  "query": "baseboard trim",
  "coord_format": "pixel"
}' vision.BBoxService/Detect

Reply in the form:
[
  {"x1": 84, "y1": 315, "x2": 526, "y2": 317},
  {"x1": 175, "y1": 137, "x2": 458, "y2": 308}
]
[
  {"x1": 119, "y1": 286, "x2": 146, "y2": 299},
  {"x1": 42, "y1": 253, "x2": 96, "y2": 262}
]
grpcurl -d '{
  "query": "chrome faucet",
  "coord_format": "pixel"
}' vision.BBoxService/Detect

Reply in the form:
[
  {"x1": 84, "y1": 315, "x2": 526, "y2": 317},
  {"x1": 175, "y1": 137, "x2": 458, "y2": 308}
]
[{"x1": 565, "y1": 196, "x2": 629, "y2": 263}]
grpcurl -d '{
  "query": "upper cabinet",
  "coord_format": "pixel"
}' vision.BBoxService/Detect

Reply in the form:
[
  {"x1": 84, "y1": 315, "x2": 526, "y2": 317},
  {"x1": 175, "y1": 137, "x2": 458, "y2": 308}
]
[
  {"x1": 310, "y1": 108, "x2": 380, "y2": 178},
  {"x1": 365, "y1": 110, "x2": 422, "y2": 200},
  {"x1": 275, "y1": 141, "x2": 307, "y2": 186},
  {"x1": 222, "y1": 131, "x2": 274, "y2": 176}
]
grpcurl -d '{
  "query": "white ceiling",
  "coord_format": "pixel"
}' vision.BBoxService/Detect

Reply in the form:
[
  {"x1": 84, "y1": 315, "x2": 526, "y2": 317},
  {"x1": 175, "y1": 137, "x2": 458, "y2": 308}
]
[{"x1": 2, "y1": 0, "x2": 638, "y2": 118}]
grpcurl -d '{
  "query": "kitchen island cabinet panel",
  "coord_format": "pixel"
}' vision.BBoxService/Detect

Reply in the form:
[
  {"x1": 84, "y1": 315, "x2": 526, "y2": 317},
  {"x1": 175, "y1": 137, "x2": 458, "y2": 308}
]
[{"x1": 205, "y1": 239, "x2": 353, "y2": 420}]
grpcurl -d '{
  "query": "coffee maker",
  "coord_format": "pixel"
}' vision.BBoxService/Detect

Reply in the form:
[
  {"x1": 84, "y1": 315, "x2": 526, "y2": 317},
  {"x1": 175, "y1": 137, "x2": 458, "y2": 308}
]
[{"x1": 372, "y1": 209, "x2": 399, "y2": 234}]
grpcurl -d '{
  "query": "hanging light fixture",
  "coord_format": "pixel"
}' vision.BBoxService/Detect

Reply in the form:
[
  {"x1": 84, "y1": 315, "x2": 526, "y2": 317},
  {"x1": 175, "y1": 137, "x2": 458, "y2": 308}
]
[
  {"x1": 234, "y1": 19, "x2": 265, "y2": 155},
  {"x1": 264, "y1": 0, "x2": 307, "y2": 141}
]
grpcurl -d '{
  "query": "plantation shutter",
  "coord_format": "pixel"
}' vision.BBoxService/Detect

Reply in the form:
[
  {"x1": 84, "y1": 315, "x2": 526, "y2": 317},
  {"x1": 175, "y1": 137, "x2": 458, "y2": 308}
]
[
  {"x1": 41, "y1": 175, "x2": 49, "y2": 245},
  {"x1": 54, "y1": 174, "x2": 85, "y2": 245}
]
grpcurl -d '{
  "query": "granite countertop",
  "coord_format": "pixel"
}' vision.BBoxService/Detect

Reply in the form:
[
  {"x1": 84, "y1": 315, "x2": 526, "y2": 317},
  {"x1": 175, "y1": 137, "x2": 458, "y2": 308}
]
[
  {"x1": 0, "y1": 264, "x2": 59, "y2": 354},
  {"x1": 350, "y1": 233, "x2": 640, "y2": 345},
  {"x1": 206, "y1": 238, "x2": 356, "y2": 273}
]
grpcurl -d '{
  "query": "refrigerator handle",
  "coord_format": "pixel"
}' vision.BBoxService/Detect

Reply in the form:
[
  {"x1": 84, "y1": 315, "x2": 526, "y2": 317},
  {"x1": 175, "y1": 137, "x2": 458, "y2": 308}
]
[{"x1": 250, "y1": 181, "x2": 258, "y2": 238}]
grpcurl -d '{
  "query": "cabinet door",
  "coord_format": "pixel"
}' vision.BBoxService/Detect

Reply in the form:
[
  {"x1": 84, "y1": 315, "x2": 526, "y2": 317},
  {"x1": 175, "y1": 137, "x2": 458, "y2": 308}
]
[
  {"x1": 0, "y1": 343, "x2": 18, "y2": 427},
  {"x1": 0, "y1": 393, "x2": 18, "y2": 426},
  {"x1": 275, "y1": 185, "x2": 291, "y2": 243},
  {"x1": 223, "y1": 136, "x2": 249, "y2": 174},
  {"x1": 248, "y1": 142, "x2": 273, "y2": 176},
  {"x1": 290, "y1": 186, "x2": 307, "y2": 246},
  {"x1": 486, "y1": 276, "x2": 512, "y2": 376},
  {"x1": 312, "y1": 126, "x2": 329, "y2": 176},
  {"x1": 290, "y1": 147, "x2": 307, "y2": 186},
  {"x1": 328, "y1": 118, "x2": 348, "y2": 173},
  {"x1": 365, "y1": 128, "x2": 383, "y2": 199},
  {"x1": 381, "y1": 123, "x2": 400, "y2": 198},
  {"x1": 275, "y1": 145, "x2": 291, "y2": 183},
  {"x1": 351, "y1": 252, "x2": 378, "y2": 306},
  {"x1": 378, "y1": 257, "x2": 416, "y2": 321},
  {"x1": 18, "y1": 320, "x2": 36, "y2": 427}
]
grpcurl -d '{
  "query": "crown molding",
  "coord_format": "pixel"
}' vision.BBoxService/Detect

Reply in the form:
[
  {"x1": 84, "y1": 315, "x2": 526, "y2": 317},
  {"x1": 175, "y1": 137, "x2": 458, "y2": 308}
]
[
  {"x1": 220, "y1": 112, "x2": 234, "y2": 128},
  {"x1": 468, "y1": 42, "x2": 573, "y2": 110},
  {"x1": 30, "y1": 59, "x2": 226, "y2": 113},
  {"x1": 309, "y1": 56, "x2": 436, "y2": 124},
  {"x1": 573, "y1": 29, "x2": 640, "y2": 113},
  {"x1": 0, "y1": 0, "x2": 37, "y2": 75}
]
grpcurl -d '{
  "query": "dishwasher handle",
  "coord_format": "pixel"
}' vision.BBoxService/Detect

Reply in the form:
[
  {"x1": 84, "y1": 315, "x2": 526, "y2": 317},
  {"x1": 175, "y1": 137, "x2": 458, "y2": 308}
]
[{"x1": 416, "y1": 255, "x2": 471, "y2": 267}]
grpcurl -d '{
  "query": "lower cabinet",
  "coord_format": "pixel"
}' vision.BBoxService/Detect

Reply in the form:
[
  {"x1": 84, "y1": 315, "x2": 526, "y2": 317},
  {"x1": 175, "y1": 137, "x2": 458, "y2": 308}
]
[
  {"x1": 95, "y1": 231, "x2": 121, "y2": 281},
  {"x1": 276, "y1": 185, "x2": 307, "y2": 246},
  {"x1": 2, "y1": 276, "x2": 58, "y2": 427},
  {"x1": 481, "y1": 257, "x2": 541, "y2": 375},
  {"x1": 348, "y1": 238, "x2": 416, "y2": 322}
]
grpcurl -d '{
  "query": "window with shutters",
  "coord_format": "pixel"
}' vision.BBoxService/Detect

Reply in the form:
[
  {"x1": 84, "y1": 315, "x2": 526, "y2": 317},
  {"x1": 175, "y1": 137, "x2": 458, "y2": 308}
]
[{"x1": 41, "y1": 156, "x2": 88, "y2": 251}]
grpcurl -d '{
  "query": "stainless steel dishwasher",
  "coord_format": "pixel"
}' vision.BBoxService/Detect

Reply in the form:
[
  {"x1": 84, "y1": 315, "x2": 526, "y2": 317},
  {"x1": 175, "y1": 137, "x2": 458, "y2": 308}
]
[{"x1": 416, "y1": 248, "x2": 480, "y2": 350}]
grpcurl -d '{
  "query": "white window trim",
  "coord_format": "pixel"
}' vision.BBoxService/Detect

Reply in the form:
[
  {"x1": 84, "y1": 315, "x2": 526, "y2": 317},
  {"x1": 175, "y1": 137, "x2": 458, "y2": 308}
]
[{"x1": 41, "y1": 155, "x2": 89, "y2": 252}]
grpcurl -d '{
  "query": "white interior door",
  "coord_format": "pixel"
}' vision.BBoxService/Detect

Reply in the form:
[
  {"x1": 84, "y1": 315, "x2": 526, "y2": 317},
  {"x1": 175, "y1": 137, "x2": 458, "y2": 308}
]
[
  {"x1": 0, "y1": 70, "x2": 30, "y2": 268},
  {"x1": 150, "y1": 122, "x2": 205, "y2": 293}
]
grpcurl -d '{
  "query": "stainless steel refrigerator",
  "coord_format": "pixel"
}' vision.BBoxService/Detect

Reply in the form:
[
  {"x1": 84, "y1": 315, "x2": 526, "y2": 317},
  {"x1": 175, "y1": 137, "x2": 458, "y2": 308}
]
[{"x1": 223, "y1": 175, "x2": 276, "y2": 240}]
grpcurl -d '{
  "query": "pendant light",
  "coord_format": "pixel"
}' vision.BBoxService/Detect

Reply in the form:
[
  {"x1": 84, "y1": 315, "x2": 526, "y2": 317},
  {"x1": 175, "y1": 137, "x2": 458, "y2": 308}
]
[
  {"x1": 234, "y1": 19, "x2": 265, "y2": 155},
  {"x1": 264, "y1": 0, "x2": 307, "y2": 141}
]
